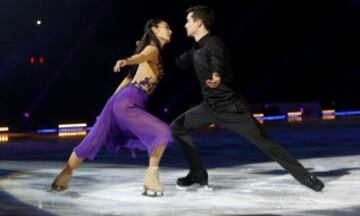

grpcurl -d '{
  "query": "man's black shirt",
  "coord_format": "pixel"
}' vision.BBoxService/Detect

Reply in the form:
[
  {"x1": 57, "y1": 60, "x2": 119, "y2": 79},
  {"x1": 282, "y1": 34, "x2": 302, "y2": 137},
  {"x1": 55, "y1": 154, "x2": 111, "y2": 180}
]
[{"x1": 177, "y1": 34, "x2": 246, "y2": 108}]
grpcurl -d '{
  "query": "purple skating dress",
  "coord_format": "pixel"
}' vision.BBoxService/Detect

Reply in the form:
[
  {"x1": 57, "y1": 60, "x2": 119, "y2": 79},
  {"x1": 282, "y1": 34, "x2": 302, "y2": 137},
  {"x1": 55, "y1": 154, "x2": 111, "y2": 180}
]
[{"x1": 74, "y1": 64, "x2": 173, "y2": 159}]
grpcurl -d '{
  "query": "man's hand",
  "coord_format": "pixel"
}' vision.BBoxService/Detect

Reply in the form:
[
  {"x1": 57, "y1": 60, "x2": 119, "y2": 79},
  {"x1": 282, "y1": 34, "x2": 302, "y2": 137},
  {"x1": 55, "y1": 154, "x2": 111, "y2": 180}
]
[
  {"x1": 205, "y1": 72, "x2": 221, "y2": 88},
  {"x1": 113, "y1": 59, "x2": 128, "y2": 73}
]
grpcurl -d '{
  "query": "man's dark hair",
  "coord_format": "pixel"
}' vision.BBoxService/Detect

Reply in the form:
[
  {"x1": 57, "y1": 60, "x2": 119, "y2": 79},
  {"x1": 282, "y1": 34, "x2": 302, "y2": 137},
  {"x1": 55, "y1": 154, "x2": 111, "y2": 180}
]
[{"x1": 187, "y1": 5, "x2": 214, "y2": 31}]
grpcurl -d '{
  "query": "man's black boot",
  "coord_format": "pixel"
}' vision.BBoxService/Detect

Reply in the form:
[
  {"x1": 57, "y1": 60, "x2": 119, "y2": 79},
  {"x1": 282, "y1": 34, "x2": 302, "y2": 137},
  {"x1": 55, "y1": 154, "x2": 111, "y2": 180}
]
[
  {"x1": 299, "y1": 173, "x2": 324, "y2": 192},
  {"x1": 176, "y1": 170, "x2": 208, "y2": 187}
]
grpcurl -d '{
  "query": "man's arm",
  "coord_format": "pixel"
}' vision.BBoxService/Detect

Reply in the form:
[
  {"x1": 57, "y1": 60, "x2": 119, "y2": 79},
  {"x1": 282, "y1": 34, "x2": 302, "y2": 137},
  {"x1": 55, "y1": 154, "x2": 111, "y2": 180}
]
[
  {"x1": 175, "y1": 49, "x2": 193, "y2": 70},
  {"x1": 205, "y1": 40, "x2": 228, "y2": 88},
  {"x1": 209, "y1": 40, "x2": 227, "y2": 77}
]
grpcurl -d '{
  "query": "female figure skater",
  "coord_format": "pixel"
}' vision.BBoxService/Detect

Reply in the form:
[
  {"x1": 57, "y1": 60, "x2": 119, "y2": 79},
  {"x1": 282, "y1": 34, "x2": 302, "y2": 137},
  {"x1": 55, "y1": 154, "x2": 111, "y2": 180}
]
[{"x1": 51, "y1": 18, "x2": 173, "y2": 197}]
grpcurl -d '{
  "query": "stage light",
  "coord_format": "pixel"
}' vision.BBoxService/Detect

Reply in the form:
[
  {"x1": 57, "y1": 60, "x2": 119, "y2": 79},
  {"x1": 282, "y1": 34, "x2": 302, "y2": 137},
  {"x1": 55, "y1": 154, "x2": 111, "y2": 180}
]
[
  {"x1": 58, "y1": 123, "x2": 87, "y2": 128},
  {"x1": 288, "y1": 117, "x2": 302, "y2": 122},
  {"x1": 163, "y1": 107, "x2": 169, "y2": 113},
  {"x1": 24, "y1": 112, "x2": 31, "y2": 118},
  {"x1": 322, "y1": 109, "x2": 336, "y2": 120},
  {"x1": 36, "y1": 20, "x2": 42, "y2": 25},
  {"x1": 335, "y1": 110, "x2": 360, "y2": 116},
  {"x1": 39, "y1": 57, "x2": 44, "y2": 64},
  {"x1": 58, "y1": 131, "x2": 87, "y2": 137},
  {"x1": 263, "y1": 115, "x2": 287, "y2": 121},
  {"x1": 322, "y1": 109, "x2": 336, "y2": 115},
  {"x1": 253, "y1": 113, "x2": 264, "y2": 118},
  {"x1": 253, "y1": 113, "x2": 264, "y2": 124},
  {"x1": 0, "y1": 135, "x2": 8, "y2": 142},
  {"x1": 287, "y1": 111, "x2": 302, "y2": 117},
  {"x1": 287, "y1": 111, "x2": 302, "y2": 122},
  {"x1": 36, "y1": 129, "x2": 57, "y2": 134},
  {"x1": 322, "y1": 115, "x2": 336, "y2": 120},
  {"x1": 0, "y1": 127, "x2": 9, "y2": 132},
  {"x1": 58, "y1": 123, "x2": 87, "y2": 137},
  {"x1": 30, "y1": 57, "x2": 35, "y2": 64}
]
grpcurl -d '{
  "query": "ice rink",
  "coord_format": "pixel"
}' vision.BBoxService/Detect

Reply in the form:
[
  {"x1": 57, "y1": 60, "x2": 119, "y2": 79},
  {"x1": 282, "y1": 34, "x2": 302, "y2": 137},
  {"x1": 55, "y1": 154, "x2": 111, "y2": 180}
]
[{"x1": 1, "y1": 117, "x2": 360, "y2": 215}]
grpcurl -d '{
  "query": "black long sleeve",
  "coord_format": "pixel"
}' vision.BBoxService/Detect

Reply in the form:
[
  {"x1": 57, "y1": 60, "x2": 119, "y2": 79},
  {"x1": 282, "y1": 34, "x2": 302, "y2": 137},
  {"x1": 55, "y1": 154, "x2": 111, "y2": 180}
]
[{"x1": 182, "y1": 34, "x2": 243, "y2": 105}]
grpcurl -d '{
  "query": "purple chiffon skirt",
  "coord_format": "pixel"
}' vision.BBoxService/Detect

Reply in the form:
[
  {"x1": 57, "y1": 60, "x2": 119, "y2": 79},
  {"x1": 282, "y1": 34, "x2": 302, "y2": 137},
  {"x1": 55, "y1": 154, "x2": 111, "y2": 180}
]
[{"x1": 74, "y1": 86, "x2": 173, "y2": 160}]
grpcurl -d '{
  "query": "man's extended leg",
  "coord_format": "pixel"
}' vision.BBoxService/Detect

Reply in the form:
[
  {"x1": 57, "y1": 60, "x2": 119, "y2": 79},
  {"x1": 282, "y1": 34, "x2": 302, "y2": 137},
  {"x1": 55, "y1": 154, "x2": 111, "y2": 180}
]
[
  {"x1": 217, "y1": 110, "x2": 324, "y2": 192},
  {"x1": 170, "y1": 104, "x2": 217, "y2": 187}
]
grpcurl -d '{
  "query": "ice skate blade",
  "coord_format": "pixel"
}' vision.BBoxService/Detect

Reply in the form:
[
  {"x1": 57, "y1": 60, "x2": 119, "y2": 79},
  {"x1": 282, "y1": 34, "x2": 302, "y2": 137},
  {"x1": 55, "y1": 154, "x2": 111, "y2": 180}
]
[
  {"x1": 49, "y1": 185, "x2": 67, "y2": 192},
  {"x1": 142, "y1": 190, "x2": 164, "y2": 197},
  {"x1": 197, "y1": 185, "x2": 213, "y2": 191},
  {"x1": 176, "y1": 184, "x2": 213, "y2": 191}
]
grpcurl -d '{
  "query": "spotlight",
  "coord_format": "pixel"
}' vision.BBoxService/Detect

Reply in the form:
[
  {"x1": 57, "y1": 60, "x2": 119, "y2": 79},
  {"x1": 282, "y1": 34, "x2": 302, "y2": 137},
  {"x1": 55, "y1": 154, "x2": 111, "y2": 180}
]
[
  {"x1": 58, "y1": 123, "x2": 87, "y2": 128},
  {"x1": 58, "y1": 123, "x2": 87, "y2": 137},
  {"x1": 0, "y1": 135, "x2": 8, "y2": 142},
  {"x1": 263, "y1": 115, "x2": 287, "y2": 121},
  {"x1": 322, "y1": 109, "x2": 336, "y2": 120},
  {"x1": 253, "y1": 113, "x2": 264, "y2": 118},
  {"x1": 58, "y1": 131, "x2": 87, "y2": 137},
  {"x1": 287, "y1": 111, "x2": 302, "y2": 118},
  {"x1": 0, "y1": 127, "x2": 9, "y2": 143},
  {"x1": 0, "y1": 127, "x2": 9, "y2": 132},
  {"x1": 163, "y1": 107, "x2": 169, "y2": 113},
  {"x1": 30, "y1": 57, "x2": 35, "y2": 64},
  {"x1": 39, "y1": 56, "x2": 44, "y2": 64},
  {"x1": 253, "y1": 113, "x2": 264, "y2": 124},
  {"x1": 24, "y1": 112, "x2": 31, "y2": 118},
  {"x1": 335, "y1": 110, "x2": 360, "y2": 116},
  {"x1": 287, "y1": 111, "x2": 302, "y2": 122},
  {"x1": 36, "y1": 20, "x2": 42, "y2": 25}
]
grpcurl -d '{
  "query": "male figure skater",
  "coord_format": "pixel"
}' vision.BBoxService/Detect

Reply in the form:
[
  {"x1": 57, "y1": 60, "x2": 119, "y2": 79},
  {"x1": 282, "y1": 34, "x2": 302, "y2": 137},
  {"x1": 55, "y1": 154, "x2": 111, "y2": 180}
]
[{"x1": 171, "y1": 5, "x2": 324, "y2": 192}]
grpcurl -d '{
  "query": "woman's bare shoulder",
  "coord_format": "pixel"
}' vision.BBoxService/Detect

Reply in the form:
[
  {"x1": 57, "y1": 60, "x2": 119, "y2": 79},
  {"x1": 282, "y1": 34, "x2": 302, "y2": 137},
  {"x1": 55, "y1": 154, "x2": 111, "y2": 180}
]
[{"x1": 143, "y1": 45, "x2": 159, "y2": 53}]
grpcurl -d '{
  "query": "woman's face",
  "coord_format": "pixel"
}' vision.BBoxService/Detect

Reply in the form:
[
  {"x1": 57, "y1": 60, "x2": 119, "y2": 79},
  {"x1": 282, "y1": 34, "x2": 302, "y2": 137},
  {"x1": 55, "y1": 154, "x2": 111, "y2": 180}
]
[{"x1": 153, "y1": 21, "x2": 172, "y2": 43}]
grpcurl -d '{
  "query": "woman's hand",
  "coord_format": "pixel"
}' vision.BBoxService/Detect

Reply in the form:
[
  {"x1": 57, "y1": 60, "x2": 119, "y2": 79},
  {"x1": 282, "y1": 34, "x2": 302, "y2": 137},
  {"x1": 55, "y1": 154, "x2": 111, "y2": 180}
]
[{"x1": 113, "y1": 59, "x2": 129, "y2": 73}]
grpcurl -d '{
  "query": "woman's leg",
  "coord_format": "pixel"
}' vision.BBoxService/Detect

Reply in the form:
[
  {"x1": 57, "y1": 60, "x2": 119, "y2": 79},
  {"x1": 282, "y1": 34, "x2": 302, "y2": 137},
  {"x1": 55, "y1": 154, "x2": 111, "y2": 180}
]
[
  {"x1": 143, "y1": 144, "x2": 167, "y2": 197},
  {"x1": 64, "y1": 151, "x2": 84, "y2": 171},
  {"x1": 149, "y1": 144, "x2": 166, "y2": 167},
  {"x1": 51, "y1": 95, "x2": 118, "y2": 191},
  {"x1": 110, "y1": 90, "x2": 171, "y2": 196},
  {"x1": 51, "y1": 152, "x2": 84, "y2": 191}
]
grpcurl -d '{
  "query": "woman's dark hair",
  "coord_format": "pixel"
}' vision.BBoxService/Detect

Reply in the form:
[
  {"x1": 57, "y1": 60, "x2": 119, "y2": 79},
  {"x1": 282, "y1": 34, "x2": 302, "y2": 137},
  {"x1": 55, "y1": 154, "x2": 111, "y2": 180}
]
[
  {"x1": 128, "y1": 18, "x2": 164, "y2": 77},
  {"x1": 187, "y1": 5, "x2": 214, "y2": 31}
]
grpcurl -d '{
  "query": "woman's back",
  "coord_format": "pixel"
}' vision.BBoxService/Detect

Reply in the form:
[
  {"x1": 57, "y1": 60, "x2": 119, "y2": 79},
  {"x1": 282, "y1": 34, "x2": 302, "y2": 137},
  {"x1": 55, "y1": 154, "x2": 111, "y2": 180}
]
[{"x1": 128, "y1": 45, "x2": 163, "y2": 95}]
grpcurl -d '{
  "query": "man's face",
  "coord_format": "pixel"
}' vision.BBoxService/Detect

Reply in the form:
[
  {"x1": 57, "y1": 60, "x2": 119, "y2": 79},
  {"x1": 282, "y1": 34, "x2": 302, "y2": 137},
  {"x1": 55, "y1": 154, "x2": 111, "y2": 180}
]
[{"x1": 185, "y1": 12, "x2": 199, "y2": 37}]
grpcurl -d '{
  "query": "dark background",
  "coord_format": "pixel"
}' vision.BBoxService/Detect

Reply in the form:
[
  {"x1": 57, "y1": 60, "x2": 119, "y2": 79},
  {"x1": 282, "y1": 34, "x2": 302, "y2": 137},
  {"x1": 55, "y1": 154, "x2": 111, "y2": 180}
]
[{"x1": 0, "y1": 0, "x2": 359, "y2": 130}]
